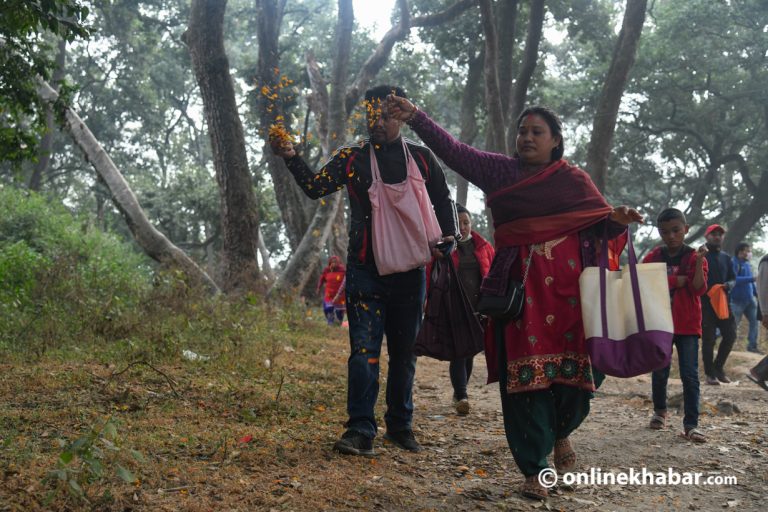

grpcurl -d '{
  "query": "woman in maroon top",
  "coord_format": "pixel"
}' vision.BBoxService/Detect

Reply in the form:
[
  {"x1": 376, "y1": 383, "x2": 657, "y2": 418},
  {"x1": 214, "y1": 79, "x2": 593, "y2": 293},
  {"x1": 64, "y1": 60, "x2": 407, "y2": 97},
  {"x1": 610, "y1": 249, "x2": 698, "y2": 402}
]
[{"x1": 387, "y1": 96, "x2": 643, "y2": 500}]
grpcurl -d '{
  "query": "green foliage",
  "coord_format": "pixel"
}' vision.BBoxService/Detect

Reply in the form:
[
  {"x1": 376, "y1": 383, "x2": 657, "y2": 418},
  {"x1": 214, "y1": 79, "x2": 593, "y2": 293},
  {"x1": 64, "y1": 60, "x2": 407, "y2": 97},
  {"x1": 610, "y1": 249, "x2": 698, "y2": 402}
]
[
  {"x1": 0, "y1": 187, "x2": 317, "y2": 363},
  {"x1": 0, "y1": 187, "x2": 152, "y2": 352},
  {"x1": 44, "y1": 417, "x2": 143, "y2": 505},
  {"x1": 615, "y1": 0, "x2": 768, "y2": 234},
  {"x1": 0, "y1": 0, "x2": 90, "y2": 165}
]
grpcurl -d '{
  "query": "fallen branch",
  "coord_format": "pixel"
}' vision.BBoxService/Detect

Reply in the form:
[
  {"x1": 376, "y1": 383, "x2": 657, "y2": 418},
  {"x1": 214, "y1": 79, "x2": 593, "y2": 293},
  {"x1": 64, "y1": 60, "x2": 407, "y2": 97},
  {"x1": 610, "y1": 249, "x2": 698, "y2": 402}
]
[{"x1": 108, "y1": 360, "x2": 181, "y2": 398}]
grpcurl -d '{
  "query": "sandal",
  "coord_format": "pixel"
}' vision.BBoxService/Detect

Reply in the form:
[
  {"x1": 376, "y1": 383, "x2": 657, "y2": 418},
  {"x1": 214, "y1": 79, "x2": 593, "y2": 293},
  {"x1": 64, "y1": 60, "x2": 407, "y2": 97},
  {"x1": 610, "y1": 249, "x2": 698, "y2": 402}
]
[
  {"x1": 521, "y1": 475, "x2": 548, "y2": 500},
  {"x1": 681, "y1": 427, "x2": 707, "y2": 444},
  {"x1": 554, "y1": 438, "x2": 576, "y2": 472},
  {"x1": 649, "y1": 412, "x2": 666, "y2": 430}
]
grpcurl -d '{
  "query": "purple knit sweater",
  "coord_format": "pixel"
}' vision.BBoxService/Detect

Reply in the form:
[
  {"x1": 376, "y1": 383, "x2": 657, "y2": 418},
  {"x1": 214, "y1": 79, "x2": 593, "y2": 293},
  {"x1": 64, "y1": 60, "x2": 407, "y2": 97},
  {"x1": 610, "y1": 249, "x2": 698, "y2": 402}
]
[
  {"x1": 407, "y1": 109, "x2": 626, "y2": 295},
  {"x1": 408, "y1": 110, "x2": 522, "y2": 194}
]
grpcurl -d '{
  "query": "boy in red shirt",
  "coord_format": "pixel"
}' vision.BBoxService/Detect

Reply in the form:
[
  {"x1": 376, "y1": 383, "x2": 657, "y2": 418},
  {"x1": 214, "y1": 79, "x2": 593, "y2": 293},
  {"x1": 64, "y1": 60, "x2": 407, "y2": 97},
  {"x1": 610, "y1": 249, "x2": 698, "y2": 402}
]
[{"x1": 642, "y1": 208, "x2": 709, "y2": 443}]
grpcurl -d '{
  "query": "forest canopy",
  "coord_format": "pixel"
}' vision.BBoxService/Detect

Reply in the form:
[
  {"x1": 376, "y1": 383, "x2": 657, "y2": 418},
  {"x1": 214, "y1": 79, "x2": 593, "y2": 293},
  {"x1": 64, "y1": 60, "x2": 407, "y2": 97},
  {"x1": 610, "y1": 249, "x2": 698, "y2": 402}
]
[{"x1": 1, "y1": 0, "x2": 767, "y2": 296}]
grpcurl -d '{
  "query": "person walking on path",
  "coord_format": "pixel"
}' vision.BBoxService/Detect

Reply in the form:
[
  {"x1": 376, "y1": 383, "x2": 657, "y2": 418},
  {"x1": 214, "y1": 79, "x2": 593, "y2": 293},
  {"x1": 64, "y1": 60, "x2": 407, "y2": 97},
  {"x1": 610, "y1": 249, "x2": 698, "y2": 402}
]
[
  {"x1": 271, "y1": 85, "x2": 458, "y2": 457},
  {"x1": 317, "y1": 255, "x2": 347, "y2": 326},
  {"x1": 386, "y1": 96, "x2": 642, "y2": 500},
  {"x1": 747, "y1": 253, "x2": 768, "y2": 391},
  {"x1": 447, "y1": 204, "x2": 494, "y2": 415},
  {"x1": 643, "y1": 208, "x2": 708, "y2": 443},
  {"x1": 700, "y1": 224, "x2": 737, "y2": 385},
  {"x1": 730, "y1": 242, "x2": 761, "y2": 353}
]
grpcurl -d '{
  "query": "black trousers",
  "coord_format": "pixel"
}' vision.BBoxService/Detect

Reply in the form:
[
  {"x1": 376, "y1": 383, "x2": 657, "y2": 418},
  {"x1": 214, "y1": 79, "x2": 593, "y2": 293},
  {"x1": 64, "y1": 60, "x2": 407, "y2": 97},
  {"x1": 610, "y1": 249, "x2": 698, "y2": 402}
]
[{"x1": 701, "y1": 301, "x2": 737, "y2": 376}]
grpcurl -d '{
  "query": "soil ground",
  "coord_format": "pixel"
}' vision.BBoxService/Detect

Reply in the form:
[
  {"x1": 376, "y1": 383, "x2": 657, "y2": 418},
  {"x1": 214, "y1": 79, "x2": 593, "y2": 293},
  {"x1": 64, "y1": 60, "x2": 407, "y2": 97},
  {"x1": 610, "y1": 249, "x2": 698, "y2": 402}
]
[{"x1": 2, "y1": 328, "x2": 767, "y2": 511}]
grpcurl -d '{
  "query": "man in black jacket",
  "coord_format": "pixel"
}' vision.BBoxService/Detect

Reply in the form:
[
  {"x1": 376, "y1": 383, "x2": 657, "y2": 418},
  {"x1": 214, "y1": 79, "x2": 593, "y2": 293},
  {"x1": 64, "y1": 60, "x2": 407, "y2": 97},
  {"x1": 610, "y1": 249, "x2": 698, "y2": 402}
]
[
  {"x1": 272, "y1": 85, "x2": 458, "y2": 456},
  {"x1": 701, "y1": 224, "x2": 737, "y2": 385}
]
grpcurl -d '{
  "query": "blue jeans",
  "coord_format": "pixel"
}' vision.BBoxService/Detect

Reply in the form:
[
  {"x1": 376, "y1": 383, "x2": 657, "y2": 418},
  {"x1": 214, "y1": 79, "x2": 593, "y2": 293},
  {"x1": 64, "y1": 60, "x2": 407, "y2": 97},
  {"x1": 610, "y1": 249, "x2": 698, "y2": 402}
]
[
  {"x1": 344, "y1": 264, "x2": 426, "y2": 439},
  {"x1": 731, "y1": 297, "x2": 759, "y2": 350},
  {"x1": 651, "y1": 335, "x2": 700, "y2": 430}
]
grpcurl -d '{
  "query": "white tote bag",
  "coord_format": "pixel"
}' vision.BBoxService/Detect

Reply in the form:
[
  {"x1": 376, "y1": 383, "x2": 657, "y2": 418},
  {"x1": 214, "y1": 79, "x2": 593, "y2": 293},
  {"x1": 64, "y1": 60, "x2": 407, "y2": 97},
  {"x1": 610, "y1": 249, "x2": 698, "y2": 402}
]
[{"x1": 578, "y1": 226, "x2": 674, "y2": 377}]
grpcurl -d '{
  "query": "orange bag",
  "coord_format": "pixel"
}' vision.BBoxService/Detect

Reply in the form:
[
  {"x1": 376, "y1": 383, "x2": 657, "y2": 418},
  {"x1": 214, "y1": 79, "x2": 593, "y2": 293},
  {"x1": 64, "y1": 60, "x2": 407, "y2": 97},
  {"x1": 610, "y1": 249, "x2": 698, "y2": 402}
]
[{"x1": 707, "y1": 284, "x2": 730, "y2": 320}]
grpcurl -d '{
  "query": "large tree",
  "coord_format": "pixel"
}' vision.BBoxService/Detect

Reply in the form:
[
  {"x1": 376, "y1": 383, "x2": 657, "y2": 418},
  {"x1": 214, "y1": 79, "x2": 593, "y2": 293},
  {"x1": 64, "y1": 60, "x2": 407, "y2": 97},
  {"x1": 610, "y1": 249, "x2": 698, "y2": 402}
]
[
  {"x1": 585, "y1": 0, "x2": 647, "y2": 192},
  {"x1": 617, "y1": 0, "x2": 768, "y2": 251},
  {"x1": 183, "y1": 0, "x2": 262, "y2": 292},
  {"x1": 37, "y1": 79, "x2": 220, "y2": 294}
]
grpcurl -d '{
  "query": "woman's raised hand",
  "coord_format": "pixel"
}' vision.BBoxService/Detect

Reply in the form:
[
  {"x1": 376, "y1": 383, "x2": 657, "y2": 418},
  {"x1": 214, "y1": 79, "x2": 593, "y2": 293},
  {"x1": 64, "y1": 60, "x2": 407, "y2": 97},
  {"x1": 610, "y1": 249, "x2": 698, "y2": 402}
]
[
  {"x1": 386, "y1": 94, "x2": 418, "y2": 122},
  {"x1": 609, "y1": 206, "x2": 644, "y2": 225}
]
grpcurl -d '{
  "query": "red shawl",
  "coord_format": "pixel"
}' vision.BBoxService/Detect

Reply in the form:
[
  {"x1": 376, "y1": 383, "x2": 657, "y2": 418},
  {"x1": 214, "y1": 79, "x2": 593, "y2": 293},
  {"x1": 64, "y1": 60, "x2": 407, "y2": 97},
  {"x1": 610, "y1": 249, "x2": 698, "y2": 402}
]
[{"x1": 487, "y1": 160, "x2": 613, "y2": 247}]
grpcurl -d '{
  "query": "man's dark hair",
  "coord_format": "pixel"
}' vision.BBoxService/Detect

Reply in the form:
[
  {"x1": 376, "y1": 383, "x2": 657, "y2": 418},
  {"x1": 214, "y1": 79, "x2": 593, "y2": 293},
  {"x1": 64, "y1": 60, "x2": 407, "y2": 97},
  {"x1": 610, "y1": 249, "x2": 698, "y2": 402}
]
[
  {"x1": 456, "y1": 203, "x2": 469, "y2": 216},
  {"x1": 656, "y1": 208, "x2": 686, "y2": 226},
  {"x1": 365, "y1": 85, "x2": 406, "y2": 102},
  {"x1": 515, "y1": 106, "x2": 564, "y2": 160},
  {"x1": 735, "y1": 242, "x2": 750, "y2": 254}
]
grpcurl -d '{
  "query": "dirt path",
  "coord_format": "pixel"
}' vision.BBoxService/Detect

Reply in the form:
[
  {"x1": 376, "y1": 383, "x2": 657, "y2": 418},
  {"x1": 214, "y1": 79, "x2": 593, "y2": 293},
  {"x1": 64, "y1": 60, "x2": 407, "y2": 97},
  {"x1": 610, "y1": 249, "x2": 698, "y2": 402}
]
[{"x1": 275, "y1": 344, "x2": 767, "y2": 511}]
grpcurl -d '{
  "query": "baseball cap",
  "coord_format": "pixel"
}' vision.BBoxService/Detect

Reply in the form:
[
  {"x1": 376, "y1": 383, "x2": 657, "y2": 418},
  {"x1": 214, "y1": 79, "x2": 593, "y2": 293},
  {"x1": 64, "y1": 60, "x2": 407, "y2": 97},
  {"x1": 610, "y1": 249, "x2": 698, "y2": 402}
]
[{"x1": 704, "y1": 224, "x2": 725, "y2": 236}]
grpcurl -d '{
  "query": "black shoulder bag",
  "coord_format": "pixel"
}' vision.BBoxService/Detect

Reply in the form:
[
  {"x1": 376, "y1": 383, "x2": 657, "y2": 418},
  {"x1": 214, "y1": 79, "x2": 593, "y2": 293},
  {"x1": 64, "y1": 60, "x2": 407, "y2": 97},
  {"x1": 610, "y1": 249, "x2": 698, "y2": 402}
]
[{"x1": 476, "y1": 247, "x2": 533, "y2": 322}]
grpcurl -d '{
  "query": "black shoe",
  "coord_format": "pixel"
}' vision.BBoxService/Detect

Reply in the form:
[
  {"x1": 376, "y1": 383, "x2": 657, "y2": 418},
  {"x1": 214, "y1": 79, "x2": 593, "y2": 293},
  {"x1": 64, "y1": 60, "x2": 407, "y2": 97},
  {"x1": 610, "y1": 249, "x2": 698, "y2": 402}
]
[
  {"x1": 747, "y1": 347, "x2": 764, "y2": 355},
  {"x1": 333, "y1": 430, "x2": 375, "y2": 457},
  {"x1": 714, "y1": 370, "x2": 731, "y2": 384},
  {"x1": 705, "y1": 375, "x2": 720, "y2": 386},
  {"x1": 384, "y1": 429, "x2": 423, "y2": 452}
]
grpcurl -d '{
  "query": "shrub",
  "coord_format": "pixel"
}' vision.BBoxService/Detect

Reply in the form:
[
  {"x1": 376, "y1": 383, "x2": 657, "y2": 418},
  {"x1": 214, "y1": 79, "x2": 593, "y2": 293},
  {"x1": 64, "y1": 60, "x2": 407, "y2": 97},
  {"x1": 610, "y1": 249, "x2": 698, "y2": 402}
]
[{"x1": 0, "y1": 187, "x2": 152, "y2": 353}]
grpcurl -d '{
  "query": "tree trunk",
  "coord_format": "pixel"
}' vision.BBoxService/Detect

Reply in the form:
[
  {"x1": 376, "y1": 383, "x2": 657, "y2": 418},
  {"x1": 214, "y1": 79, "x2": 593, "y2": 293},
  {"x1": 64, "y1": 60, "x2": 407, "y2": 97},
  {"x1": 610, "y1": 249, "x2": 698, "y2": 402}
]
[
  {"x1": 37, "y1": 79, "x2": 220, "y2": 295},
  {"x1": 455, "y1": 46, "x2": 484, "y2": 207},
  {"x1": 269, "y1": 194, "x2": 343, "y2": 296},
  {"x1": 586, "y1": 0, "x2": 647, "y2": 192},
  {"x1": 479, "y1": 0, "x2": 507, "y2": 156},
  {"x1": 29, "y1": 39, "x2": 67, "y2": 191},
  {"x1": 268, "y1": 0, "x2": 355, "y2": 297},
  {"x1": 496, "y1": 0, "x2": 519, "y2": 122},
  {"x1": 254, "y1": 0, "x2": 315, "y2": 252},
  {"x1": 183, "y1": 0, "x2": 261, "y2": 293},
  {"x1": 257, "y1": 225, "x2": 274, "y2": 280},
  {"x1": 722, "y1": 170, "x2": 768, "y2": 254},
  {"x1": 268, "y1": 0, "x2": 475, "y2": 296},
  {"x1": 506, "y1": 0, "x2": 545, "y2": 147}
]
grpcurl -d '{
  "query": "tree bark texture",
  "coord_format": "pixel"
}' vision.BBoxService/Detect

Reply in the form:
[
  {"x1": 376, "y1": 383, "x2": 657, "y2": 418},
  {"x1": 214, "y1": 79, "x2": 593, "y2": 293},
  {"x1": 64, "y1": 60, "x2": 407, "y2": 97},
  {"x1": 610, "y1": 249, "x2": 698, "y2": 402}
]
[
  {"x1": 496, "y1": 0, "x2": 519, "y2": 121},
  {"x1": 184, "y1": 0, "x2": 261, "y2": 293},
  {"x1": 586, "y1": 0, "x2": 647, "y2": 192},
  {"x1": 37, "y1": 79, "x2": 220, "y2": 295},
  {"x1": 505, "y1": 0, "x2": 545, "y2": 148},
  {"x1": 455, "y1": 46, "x2": 484, "y2": 207},
  {"x1": 269, "y1": 194, "x2": 343, "y2": 297},
  {"x1": 722, "y1": 169, "x2": 768, "y2": 254},
  {"x1": 254, "y1": 0, "x2": 315, "y2": 252},
  {"x1": 479, "y1": 0, "x2": 507, "y2": 155}
]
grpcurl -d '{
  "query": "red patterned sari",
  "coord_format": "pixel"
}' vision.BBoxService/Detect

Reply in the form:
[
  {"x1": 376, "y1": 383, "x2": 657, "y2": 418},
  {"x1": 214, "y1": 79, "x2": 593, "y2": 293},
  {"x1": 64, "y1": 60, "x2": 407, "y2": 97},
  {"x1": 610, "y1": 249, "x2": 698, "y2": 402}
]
[{"x1": 502, "y1": 235, "x2": 594, "y2": 393}]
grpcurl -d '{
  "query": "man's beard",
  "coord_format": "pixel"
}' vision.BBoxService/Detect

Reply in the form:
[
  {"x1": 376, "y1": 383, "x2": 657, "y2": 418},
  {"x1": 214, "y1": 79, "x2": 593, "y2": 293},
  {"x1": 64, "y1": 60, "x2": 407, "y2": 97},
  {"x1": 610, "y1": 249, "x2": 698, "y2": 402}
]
[{"x1": 370, "y1": 130, "x2": 386, "y2": 144}]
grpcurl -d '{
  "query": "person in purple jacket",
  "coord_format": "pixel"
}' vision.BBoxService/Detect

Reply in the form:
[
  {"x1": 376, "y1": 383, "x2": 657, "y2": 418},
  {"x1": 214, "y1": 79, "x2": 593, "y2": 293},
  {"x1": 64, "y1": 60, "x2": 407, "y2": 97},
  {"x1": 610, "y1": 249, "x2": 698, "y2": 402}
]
[{"x1": 387, "y1": 95, "x2": 643, "y2": 500}]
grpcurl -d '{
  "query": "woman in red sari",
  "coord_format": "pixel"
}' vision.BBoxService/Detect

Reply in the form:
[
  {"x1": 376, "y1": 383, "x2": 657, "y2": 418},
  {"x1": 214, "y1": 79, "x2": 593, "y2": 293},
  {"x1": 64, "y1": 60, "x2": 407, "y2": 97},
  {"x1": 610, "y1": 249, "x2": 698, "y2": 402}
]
[{"x1": 387, "y1": 97, "x2": 643, "y2": 500}]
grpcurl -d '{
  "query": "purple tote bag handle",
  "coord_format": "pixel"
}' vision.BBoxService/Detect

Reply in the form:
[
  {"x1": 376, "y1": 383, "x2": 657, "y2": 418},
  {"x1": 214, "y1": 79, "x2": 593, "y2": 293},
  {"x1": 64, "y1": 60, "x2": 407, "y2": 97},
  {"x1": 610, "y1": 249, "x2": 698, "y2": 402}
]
[{"x1": 598, "y1": 224, "x2": 645, "y2": 337}]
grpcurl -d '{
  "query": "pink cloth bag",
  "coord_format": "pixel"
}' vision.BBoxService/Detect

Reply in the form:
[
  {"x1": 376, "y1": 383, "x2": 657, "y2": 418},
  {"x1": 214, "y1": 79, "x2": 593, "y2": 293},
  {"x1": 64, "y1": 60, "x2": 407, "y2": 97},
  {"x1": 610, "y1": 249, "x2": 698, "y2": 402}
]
[{"x1": 368, "y1": 140, "x2": 442, "y2": 275}]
